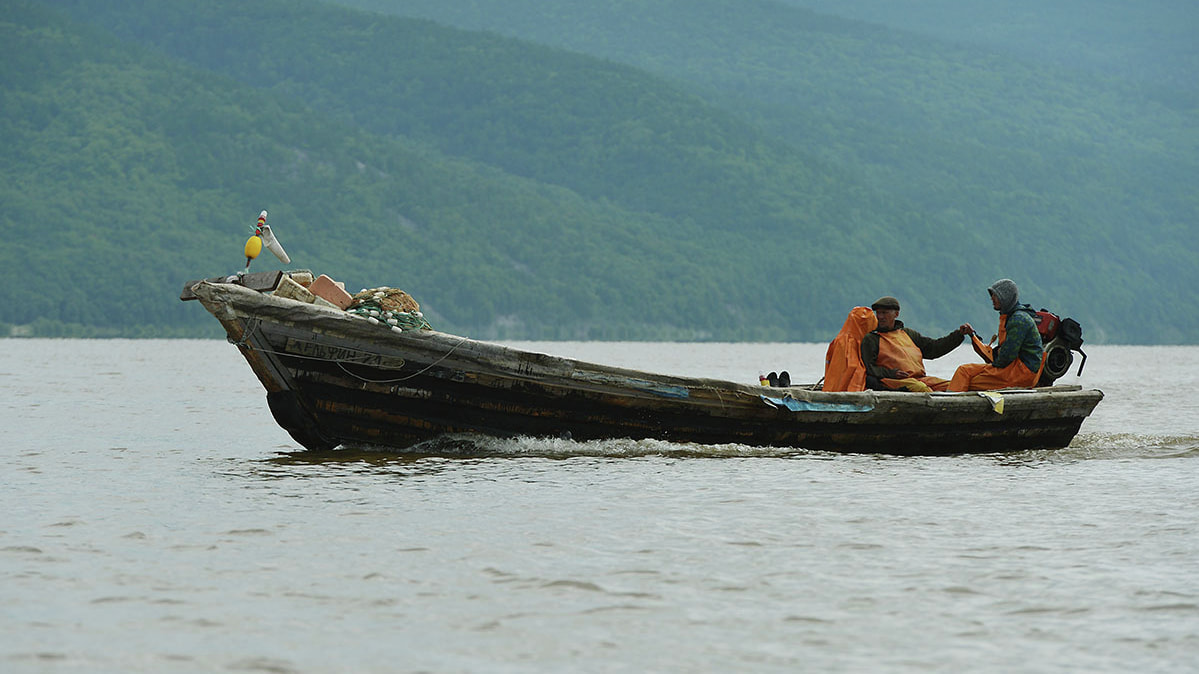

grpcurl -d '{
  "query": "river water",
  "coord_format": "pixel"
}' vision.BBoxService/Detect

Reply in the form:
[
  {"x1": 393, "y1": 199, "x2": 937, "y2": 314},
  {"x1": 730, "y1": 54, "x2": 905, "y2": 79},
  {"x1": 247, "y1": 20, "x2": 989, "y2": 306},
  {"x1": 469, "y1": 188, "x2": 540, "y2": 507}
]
[{"x1": 2, "y1": 340, "x2": 1196, "y2": 673}]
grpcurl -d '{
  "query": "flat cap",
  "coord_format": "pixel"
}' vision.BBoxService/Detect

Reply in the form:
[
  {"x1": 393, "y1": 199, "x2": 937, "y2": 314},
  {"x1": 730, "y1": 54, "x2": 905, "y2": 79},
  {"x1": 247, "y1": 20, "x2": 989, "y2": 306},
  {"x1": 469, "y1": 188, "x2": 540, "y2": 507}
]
[{"x1": 871, "y1": 296, "x2": 901, "y2": 311}]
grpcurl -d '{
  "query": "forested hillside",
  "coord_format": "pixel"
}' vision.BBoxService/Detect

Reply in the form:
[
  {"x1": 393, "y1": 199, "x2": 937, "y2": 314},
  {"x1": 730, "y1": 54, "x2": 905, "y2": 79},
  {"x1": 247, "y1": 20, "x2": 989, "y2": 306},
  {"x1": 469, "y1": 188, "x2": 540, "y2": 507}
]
[
  {"x1": 2, "y1": 0, "x2": 971, "y2": 341},
  {"x1": 330, "y1": 0, "x2": 1199, "y2": 344},
  {"x1": 0, "y1": 2, "x2": 765, "y2": 339},
  {"x1": 5, "y1": 0, "x2": 1197, "y2": 343},
  {"x1": 779, "y1": 0, "x2": 1199, "y2": 95}
]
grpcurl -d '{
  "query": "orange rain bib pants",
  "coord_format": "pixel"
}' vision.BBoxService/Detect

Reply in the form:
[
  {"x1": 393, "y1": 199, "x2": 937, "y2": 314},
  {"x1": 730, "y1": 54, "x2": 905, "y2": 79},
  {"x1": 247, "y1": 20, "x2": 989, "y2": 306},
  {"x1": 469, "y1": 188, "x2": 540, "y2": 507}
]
[
  {"x1": 876, "y1": 330, "x2": 951, "y2": 392},
  {"x1": 948, "y1": 315, "x2": 1043, "y2": 391}
]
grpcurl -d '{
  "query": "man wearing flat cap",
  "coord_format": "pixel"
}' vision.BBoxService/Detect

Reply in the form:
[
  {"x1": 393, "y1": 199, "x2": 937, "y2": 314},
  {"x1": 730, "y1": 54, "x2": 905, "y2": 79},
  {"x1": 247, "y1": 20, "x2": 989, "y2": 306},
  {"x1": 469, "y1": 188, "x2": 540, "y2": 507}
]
[{"x1": 860, "y1": 296, "x2": 971, "y2": 392}]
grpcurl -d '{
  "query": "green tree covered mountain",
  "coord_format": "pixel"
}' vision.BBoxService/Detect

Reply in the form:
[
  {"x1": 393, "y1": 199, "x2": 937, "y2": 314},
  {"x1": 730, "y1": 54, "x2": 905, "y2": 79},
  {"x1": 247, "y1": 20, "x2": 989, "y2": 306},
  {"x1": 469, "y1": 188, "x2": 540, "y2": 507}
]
[
  {"x1": 329, "y1": 0, "x2": 1199, "y2": 344},
  {"x1": 778, "y1": 0, "x2": 1199, "y2": 94},
  {"x1": 4, "y1": 0, "x2": 1197, "y2": 343}
]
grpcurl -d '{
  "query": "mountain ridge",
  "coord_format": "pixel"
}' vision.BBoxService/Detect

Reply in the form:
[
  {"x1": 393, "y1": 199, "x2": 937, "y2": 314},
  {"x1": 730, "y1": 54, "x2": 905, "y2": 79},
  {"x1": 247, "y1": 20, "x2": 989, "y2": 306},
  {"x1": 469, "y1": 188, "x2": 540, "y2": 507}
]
[{"x1": 5, "y1": 0, "x2": 1196, "y2": 343}]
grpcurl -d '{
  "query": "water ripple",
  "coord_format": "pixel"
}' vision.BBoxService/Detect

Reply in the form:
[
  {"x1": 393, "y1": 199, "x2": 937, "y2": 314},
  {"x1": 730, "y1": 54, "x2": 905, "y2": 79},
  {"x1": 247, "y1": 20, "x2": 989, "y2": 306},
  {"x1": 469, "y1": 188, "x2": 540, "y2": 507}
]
[{"x1": 255, "y1": 430, "x2": 1199, "y2": 465}]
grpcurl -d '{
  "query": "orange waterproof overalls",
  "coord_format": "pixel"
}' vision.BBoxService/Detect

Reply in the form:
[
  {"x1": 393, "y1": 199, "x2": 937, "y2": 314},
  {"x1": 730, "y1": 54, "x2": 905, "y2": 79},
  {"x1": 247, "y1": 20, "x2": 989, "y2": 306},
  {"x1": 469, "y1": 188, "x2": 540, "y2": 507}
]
[
  {"x1": 822, "y1": 307, "x2": 877, "y2": 392},
  {"x1": 948, "y1": 314, "x2": 1044, "y2": 391},
  {"x1": 875, "y1": 330, "x2": 952, "y2": 392}
]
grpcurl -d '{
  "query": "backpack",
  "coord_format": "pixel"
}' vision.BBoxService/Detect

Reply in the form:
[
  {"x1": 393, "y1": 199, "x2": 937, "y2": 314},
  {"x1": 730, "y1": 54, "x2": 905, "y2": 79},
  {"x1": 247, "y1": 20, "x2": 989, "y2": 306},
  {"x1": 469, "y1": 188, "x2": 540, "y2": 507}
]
[
  {"x1": 1057, "y1": 317, "x2": 1084, "y2": 351},
  {"x1": 1037, "y1": 310, "x2": 1087, "y2": 386},
  {"x1": 1033, "y1": 309, "x2": 1061, "y2": 343}
]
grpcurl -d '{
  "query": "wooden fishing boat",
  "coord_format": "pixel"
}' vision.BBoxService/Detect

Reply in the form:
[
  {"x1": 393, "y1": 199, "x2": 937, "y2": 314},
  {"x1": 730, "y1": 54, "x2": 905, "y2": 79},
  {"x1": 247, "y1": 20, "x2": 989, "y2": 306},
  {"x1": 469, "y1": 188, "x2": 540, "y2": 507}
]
[{"x1": 183, "y1": 273, "x2": 1103, "y2": 456}]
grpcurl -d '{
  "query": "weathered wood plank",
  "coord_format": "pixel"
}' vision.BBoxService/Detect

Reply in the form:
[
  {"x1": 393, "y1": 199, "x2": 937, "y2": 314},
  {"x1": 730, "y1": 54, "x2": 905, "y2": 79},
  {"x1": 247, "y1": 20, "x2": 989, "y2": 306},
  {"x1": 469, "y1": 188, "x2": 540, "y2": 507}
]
[{"x1": 179, "y1": 270, "x2": 285, "y2": 300}]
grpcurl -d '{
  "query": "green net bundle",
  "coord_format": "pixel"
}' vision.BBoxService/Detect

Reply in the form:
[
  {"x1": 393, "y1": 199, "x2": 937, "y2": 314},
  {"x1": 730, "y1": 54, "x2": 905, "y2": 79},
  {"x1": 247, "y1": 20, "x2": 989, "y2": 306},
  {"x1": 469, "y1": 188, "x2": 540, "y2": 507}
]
[{"x1": 346, "y1": 287, "x2": 433, "y2": 331}]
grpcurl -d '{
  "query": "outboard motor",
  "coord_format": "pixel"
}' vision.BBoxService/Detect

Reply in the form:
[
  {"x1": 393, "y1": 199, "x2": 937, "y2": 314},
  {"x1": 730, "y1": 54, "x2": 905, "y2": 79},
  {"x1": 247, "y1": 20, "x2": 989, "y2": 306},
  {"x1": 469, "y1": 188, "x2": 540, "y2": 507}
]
[{"x1": 1035, "y1": 309, "x2": 1087, "y2": 386}]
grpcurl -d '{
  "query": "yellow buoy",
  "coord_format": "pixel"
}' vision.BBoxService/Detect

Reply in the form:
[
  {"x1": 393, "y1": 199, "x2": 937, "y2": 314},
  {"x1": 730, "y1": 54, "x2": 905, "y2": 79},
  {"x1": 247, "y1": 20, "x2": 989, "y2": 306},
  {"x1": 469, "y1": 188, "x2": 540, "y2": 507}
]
[{"x1": 244, "y1": 235, "x2": 263, "y2": 260}]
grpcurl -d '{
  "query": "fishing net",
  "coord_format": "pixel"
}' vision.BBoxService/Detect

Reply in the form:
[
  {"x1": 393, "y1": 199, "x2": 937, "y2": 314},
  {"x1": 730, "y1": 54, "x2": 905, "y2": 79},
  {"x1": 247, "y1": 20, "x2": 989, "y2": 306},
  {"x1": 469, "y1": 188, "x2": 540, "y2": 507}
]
[{"x1": 347, "y1": 287, "x2": 432, "y2": 331}]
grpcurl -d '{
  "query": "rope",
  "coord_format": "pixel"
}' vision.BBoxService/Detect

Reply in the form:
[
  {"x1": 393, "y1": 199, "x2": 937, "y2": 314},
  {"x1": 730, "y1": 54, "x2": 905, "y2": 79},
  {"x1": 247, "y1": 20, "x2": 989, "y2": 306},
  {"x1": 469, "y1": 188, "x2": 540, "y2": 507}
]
[
  {"x1": 335, "y1": 335, "x2": 470, "y2": 384},
  {"x1": 227, "y1": 317, "x2": 261, "y2": 348}
]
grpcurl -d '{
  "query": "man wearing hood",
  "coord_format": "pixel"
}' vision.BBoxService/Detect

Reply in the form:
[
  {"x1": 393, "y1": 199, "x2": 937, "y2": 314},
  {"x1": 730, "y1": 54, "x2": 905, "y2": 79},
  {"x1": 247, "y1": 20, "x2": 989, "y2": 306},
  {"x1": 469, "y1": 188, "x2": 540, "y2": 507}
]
[
  {"x1": 860, "y1": 296, "x2": 970, "y2": 392},
  {"x1": 823, "y1": 306, "x2": 878, "y2": 391},
  {"x1": 948, "y1": 279, "x2": 1044, "y2": 391}
]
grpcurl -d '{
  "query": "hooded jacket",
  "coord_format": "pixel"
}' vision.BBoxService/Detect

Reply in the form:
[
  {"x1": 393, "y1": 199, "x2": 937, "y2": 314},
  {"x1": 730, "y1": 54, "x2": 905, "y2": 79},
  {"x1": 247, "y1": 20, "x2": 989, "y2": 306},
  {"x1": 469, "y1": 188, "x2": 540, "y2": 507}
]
[
  {"x1": 988, "y1": 279, "x2": 1043, "y2": 372},
  {"x1": 823, "y1": 307, "x2": 877, "y2": 391}
]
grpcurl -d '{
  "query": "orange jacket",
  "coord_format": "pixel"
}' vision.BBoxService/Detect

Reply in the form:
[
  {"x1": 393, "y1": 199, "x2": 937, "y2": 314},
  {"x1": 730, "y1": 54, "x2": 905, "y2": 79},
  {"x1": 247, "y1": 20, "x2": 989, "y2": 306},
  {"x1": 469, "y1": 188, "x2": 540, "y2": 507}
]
[{"x1": 823, "y1": 307, "x2": 877, "y2": 392}]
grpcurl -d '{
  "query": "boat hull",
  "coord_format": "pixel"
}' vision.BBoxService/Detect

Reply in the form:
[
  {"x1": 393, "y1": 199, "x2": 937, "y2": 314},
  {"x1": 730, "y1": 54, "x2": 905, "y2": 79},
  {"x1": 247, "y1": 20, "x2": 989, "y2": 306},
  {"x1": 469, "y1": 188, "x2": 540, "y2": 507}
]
[{"x1": 191, "y1": 281, "x2": 1103, "y2": 456}]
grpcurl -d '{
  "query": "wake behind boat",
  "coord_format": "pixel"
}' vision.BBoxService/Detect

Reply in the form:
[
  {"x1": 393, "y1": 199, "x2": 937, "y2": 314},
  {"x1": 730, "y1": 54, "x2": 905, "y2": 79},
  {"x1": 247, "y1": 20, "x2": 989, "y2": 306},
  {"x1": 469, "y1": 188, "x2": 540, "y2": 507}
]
[{"x1": 182, "y1": 270, "x2": 1103, "y2": 456}]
